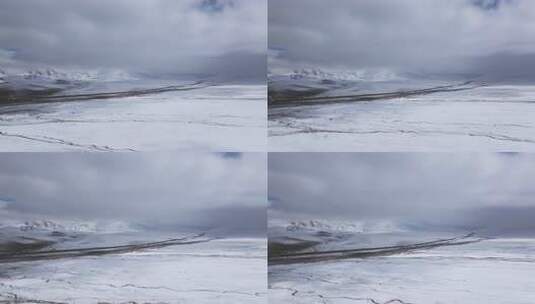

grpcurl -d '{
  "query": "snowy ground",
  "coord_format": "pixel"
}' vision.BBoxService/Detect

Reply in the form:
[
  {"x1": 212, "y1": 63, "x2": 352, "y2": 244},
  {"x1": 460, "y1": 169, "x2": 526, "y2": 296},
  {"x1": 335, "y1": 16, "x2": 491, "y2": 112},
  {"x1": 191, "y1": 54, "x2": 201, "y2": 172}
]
[
  {"x1": 268, "y1": 215, "x2": 535, "y2": 304},
  {"x1": 269, "y1": 85, "x2": 535, "y2": 151},
  {"x1": 0, "y1": 84, "x2": 266, "y2": 151},
  {"x1": 0, "y1": 235, "x2": 267, "y2": 304},
  {"x1": 269, "y1": 238, "x2": 535, "y2": 304}
]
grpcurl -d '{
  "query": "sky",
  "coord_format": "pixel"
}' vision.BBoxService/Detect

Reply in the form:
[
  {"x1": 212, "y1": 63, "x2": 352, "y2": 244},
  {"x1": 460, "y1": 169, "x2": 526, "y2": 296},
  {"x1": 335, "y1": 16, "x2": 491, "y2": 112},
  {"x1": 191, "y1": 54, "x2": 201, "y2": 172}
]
[
  {"x1": 269, "y1": 0, "x2": 535, "y2": 82},
  {"x1": 269, "y1": 153, "x2": 535, "y2": 236},
  {"x1": 0, "y1": 152, "x2": 266, "y2": 236},
  {"x1": 0, "y1": 0, "x2": 266, "y2": 81}
]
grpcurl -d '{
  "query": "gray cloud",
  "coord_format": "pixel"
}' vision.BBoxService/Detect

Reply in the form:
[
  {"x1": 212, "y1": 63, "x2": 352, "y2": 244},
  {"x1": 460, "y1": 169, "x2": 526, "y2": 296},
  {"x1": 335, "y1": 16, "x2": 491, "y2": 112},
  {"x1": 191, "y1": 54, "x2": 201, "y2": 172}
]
[
  {"x1": 0, "y1": 152, "x2": 266, "y2": 235},
  {"x1": 0, "y1": 0, "x2": 266, "y2": 80},
  {"x1": 269, "y1": 0, "x2": 535, "y2": 81},
  {"x1": 269, "y1": 153, "x2": 535, "y2": 236}
]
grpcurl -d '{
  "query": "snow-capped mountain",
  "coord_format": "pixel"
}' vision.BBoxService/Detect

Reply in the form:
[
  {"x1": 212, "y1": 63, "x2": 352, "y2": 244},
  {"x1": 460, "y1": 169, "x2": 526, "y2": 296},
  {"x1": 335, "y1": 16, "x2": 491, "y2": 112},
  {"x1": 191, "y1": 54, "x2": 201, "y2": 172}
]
[
  {"x1": 0, "y1": 68, "x2": 5, "y2": 84},
  {"x1": 0, "y1": 66, "x2": 135, "y2": 85},
  {"x1": 18, "y1": 220, "x2": 97, "y2": 233},
  {"x1": 0, "y1": 214, "x2": 137, "y2": 234},
  {"x1": 281, "y1": 68, "x2": 403, "y2": 82},
  {"x1": 284, "y1": 219, "x2": 404, "y2": 234},
  {"x1": 22, "y1": 68, "x2": 95, "y2": 82}
]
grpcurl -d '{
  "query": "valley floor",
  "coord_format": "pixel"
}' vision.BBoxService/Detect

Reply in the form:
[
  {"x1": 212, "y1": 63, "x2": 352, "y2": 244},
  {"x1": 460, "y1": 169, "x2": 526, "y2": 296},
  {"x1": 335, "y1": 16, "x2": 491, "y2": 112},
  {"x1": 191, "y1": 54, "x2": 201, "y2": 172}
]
[
  {"x1": 269, "y1": 238, "x2": 535, "y2": 304},
  {"x1": 0, "y1": 84, "x2": 266, "y2": 152},
  {"x1": 269, "y1": 85, "x2": 535, "y2": 151},
  {"x1": 1, "y1": 238, "x2": 267, "y2": 304}
]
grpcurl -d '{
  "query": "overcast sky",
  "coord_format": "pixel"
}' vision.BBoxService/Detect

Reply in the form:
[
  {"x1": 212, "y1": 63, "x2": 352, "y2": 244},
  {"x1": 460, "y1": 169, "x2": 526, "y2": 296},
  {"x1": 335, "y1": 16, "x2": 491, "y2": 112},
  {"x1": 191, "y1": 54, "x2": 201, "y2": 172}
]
[
  {"x1": 269, "y1": 153, "x2": 535, "y2": 236},
  {"x1": 0, "y1": 0, "x2": 266, "y2": 80},
  {"x1": 0, "y1": 152, "x2": 266, "y2": 235},
  {"x1": 269, "y1": 0, "x2": 535, "y2": 82}
]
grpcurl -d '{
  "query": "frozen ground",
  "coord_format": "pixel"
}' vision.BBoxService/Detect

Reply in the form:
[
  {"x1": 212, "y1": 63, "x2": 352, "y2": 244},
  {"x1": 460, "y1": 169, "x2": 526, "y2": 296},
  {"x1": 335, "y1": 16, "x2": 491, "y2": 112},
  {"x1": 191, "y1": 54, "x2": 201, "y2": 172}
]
[
  {"x1": 0, "y1": 77, "x2": 265, "y2": 151},
  {"x1": 269, "y1": 82, "x2": 535, "y2": 151},
  {"x1": 268, "y1": 216, "x2": 535, "y2": 303},
  {"x1": 0, "y1": 231, "x2": 266, "y2": 303},
  {"x1": 269, "y1": 238, "x2": 535, "y2": 304}
]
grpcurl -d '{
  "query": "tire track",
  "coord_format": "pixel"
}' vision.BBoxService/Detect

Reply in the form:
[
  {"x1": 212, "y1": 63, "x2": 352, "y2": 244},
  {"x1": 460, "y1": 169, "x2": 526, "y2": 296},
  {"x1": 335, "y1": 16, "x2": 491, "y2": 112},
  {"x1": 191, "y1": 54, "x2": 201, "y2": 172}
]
[
  {"x1": 0, "y1": 131, "x2": 136, "y2": 152},
  {"x1": 269, "y1": 124, "x2": 535, "y2": 144}
]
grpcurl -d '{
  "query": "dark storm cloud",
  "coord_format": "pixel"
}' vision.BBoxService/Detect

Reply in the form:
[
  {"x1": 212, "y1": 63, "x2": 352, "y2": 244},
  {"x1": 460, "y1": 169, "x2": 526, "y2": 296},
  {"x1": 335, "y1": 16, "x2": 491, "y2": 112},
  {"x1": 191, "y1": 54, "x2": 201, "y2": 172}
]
[
  {"x1": 0, "y1": 0, "x2": 266, "y2": 80},
  {"x1": 269, "y1": 153, "x2": 535, "y2": 236},
  {"x1": 462, "y1": 206, "x2": 535, "y2": 236},
  {"x1": 269, "y1": 0, "x2": 535, "y2": 81},
  {"x1": 468, "y1": 52, "x2": 535, "y2": 83},
  {"x1": 471, "y1": 0, "x2": 514, "y2": 10},
  {"x1": 0, "y1": 152, "x2": 266, "y2": 235}
]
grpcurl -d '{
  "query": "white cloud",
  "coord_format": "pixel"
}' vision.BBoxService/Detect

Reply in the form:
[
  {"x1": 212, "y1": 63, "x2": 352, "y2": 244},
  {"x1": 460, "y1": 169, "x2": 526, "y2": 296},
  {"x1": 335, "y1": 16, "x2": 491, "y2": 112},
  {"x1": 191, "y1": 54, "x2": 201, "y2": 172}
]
[
  {"x1": 0, "y1": 152, "x2": 266, "y2": 233},
  {"x1": 269, "y1": 153, "x2": 535, "y2": 228},
  {"x1": 0, "y1": 0, "x2": 267, "y2": 79},
  {"x1": 269, "y1": 0, "x2": 535, "y2": 79}
]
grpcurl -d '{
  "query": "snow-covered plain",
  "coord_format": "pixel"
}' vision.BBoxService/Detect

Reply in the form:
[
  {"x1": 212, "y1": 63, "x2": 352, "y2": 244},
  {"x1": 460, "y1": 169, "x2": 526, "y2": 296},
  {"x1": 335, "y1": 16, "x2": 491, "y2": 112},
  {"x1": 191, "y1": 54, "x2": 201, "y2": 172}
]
[
  {"x1": 269, "y1": 82, "x2": 535, "y2": 151},
  {"x1": 0, "y1": 76, "x2": 266, "y2": 151},
  {"x1": 269, "y1": 238, "x2": 535, "y2": 304},
  {"x1": 0, "y1": 228, "x2": 267, "y2": 303},
  {"x1": 268, "y1": 217, "x2": 535, "y2": 304}
]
